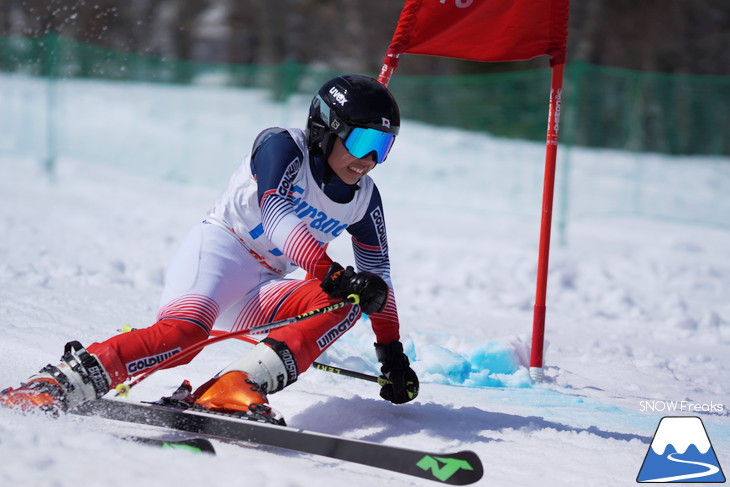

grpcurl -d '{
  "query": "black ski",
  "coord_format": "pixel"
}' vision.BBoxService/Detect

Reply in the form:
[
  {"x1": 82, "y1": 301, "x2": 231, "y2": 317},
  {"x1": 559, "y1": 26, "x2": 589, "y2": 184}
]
[{"x1": 72, "y1": 398, "x2": 483, "y2": 485}]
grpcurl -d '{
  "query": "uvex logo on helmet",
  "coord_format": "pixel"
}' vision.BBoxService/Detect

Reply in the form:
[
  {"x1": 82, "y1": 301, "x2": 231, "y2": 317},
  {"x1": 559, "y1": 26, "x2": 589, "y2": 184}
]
[{"x1": 329, "y1": 86, "x2": 348, "y2": 106}]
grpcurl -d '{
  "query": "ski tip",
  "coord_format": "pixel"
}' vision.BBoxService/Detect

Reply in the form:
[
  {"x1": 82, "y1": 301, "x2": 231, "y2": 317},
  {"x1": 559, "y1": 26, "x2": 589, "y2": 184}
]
[
  {"x1": 125, "y1": 435, "x2": 217, "y2": 455},
  {"x1": 160, "y1": 438, "x2": 217, "y2": 455}
]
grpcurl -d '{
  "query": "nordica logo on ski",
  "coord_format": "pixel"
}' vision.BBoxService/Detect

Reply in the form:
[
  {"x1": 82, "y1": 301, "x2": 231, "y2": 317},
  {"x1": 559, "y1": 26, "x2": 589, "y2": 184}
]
[
  {"x1": 126, "y1": 348, "x2": 182, "y2": 374},
  {"x1": 637, "y1": 416, "x2": 726, "y2": 483},
  {"x1": 416, "y1": 455, "x2": 475, "y2": 482}
]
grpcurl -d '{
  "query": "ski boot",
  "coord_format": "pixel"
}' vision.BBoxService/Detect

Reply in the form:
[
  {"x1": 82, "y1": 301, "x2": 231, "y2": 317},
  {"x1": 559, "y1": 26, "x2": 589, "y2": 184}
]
[
  {"x1": 192, "y1": 370, "x2": 285, "y2": 425},
  {"x1": 0, "y1": 341, "x2": 110, "y2": 415},
  {"x1": 162, "y1": 341, "x2": 295, "y2": 425}
]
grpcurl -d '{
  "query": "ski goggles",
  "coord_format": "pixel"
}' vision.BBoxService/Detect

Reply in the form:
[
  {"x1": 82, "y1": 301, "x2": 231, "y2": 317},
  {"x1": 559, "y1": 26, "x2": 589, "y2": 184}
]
[{"x1": 343, "y1": 127, "x2": 396, "y2": 164}]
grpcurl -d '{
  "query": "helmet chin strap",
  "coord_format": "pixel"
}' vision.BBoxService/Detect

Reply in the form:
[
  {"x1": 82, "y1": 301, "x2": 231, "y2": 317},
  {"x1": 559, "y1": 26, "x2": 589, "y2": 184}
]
[
  {"x1": 320, "y1": 155, "x2": 335, "y2": 184},
  {"x1": 310, "y1": 153, "x2": 338, "y2": 189}
]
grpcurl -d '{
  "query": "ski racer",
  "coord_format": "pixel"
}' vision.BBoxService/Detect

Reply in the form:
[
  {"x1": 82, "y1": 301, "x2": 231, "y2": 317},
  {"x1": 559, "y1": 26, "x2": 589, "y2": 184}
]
[{"x1": 0, "y1": 74, "x2": 419, "y2": 422}]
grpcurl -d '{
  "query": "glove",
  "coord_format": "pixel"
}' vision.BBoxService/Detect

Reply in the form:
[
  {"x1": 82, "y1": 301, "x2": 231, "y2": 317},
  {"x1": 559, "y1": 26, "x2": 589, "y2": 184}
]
[
  {"x1": 375, "y1": 340, "x2": 419, "y2": 404},
  {"x1": 320, "y1": 262, "x2": 389, "y2": 315}
]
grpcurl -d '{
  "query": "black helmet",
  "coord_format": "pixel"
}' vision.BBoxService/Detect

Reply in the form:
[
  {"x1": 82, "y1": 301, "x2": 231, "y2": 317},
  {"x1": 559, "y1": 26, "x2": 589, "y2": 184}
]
[{"x1": 307, "y1": 74, "x2": 400, "y2": 164}]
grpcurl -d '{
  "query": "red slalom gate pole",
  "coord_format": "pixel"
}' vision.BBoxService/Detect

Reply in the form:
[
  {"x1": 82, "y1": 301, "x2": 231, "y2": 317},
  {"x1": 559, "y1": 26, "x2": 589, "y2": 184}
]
[
  {"x1": 529, "y1": 63, "x2": 565, "y2": 382},
  {"x1": 377, "y1": 52, "x2": 400, "y2": 87}
]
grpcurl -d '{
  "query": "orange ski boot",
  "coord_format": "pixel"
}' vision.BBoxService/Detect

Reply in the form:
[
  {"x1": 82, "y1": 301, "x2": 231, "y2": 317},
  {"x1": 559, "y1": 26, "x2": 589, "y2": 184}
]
[
  {"x1": 193, "y1": 371, "x2": 284, "y2": 424},
  {"x1": 0, "y1": 378, "x2": 66, "y2": 415},
  {"x1": 192, "y1": 342, "x2": 295, "y2": 425},
  {"x1": 0, "y1": 341, "x2": 110, "y2": 415}
]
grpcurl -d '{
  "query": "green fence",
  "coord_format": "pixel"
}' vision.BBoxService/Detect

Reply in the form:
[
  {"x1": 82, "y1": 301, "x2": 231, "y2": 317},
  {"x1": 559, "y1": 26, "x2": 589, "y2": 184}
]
[
  {"x1": 0, "y1": 34, "x2": 334, "y2": 101},
  {"x1": 1, "y1": 34, "x2": 729, "y2": 157},
  {"x1": 2, "y1": 34, "x2": 729, "y2": 235},
  {"x1": 564, "y1": 63, "x2": 730, "y2": 156}
]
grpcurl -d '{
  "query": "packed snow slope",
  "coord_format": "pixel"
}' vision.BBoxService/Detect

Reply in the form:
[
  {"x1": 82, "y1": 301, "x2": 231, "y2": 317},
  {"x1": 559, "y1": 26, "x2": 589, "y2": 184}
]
[{"x1": 1, "y1": 78, "x2": 729, "y2": 487}]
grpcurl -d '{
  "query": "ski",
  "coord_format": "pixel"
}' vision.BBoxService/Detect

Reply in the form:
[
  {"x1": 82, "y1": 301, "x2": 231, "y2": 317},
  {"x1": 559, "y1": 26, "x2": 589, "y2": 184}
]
[
  {"x1": 121, "y1": 434, "x2": 216, "y2": 454},
  {"x1": 72, "y1": 398, "x2": 483, "y2": 485}
]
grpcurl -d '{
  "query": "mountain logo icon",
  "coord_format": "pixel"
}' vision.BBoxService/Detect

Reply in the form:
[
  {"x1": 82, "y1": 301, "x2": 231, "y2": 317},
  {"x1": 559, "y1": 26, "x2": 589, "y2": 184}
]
[{"x1": 637, "y1": 416, "x2": 725, "y2": 483}]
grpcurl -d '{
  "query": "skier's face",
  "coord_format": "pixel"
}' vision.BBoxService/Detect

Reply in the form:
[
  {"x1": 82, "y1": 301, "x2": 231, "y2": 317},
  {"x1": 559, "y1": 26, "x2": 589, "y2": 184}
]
[{"x1": 327, "y1": 137, "x2": 376, "y2": 185}]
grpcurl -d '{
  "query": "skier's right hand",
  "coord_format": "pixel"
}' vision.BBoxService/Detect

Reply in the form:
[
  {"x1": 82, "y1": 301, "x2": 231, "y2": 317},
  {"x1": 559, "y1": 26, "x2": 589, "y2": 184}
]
[
  {"x1": 320, "y1": 262, "x2": 388, "y2": 315},
  {"x1": 375, "y1": 340, "x2": 419, "y2": 404}
]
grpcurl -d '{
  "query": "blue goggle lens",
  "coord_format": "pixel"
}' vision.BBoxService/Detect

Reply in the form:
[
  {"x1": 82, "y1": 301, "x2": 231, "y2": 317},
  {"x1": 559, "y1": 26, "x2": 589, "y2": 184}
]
[{"x1": 344, "y1": 127, "x2": 395, "y2": 164}]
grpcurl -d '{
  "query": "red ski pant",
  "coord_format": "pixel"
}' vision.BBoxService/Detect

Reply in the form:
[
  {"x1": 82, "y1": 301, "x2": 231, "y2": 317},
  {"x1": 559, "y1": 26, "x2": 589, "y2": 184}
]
[{"x1": 88, "y1": 280, "x2": 361, "y2": 388}]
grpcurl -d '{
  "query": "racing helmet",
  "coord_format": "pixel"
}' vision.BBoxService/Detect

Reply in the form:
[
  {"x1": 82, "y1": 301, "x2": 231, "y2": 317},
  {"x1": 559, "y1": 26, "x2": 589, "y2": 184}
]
[{"x1": 307, "y1": 74, "x2": 400, "y2": 164}]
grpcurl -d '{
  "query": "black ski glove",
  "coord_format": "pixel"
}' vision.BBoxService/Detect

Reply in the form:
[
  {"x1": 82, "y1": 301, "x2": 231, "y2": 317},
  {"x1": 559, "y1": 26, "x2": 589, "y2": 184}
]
[
  {"x1": 375, "y1": 340, "x2": 419, "y2": 404},
  {"x1": 320, "y1": 262, "x2": 389, "y2": 315}
]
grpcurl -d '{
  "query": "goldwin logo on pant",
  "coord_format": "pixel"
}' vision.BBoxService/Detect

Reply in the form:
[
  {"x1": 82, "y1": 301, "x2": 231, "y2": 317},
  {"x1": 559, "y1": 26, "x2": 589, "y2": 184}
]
[
  {"x1": 316, "y1": 308, "x2": 359, "y2": 350},
  {"x1": 126, "y1": 348, "x2": 182, "y2": 375}
]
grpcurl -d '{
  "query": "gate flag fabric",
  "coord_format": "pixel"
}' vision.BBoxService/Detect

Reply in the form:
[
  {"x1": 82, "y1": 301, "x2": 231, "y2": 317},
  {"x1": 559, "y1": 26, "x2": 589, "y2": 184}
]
[{"x1": 386, "y1": 0, "x2": 569, "y2": 65}]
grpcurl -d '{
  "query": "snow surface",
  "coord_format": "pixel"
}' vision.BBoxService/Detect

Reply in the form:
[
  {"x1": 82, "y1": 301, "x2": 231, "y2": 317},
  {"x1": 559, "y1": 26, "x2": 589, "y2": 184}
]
[{"x1": 1, "y1": 77, "x2": 729, "y2": 487}]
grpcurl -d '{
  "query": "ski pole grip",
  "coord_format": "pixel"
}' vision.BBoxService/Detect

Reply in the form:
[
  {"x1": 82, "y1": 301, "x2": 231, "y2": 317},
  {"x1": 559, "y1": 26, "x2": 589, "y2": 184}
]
[{"x1": 347, "y1": 294, "x2": 360, "y2": 305}]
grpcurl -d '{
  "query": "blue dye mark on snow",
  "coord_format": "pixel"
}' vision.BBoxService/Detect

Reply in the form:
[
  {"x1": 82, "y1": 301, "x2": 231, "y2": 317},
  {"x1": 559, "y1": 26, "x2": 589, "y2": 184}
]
[
  {"x1": 414, "y1": 341, "x2": 532, "y2": 388},
  {"x1": 318, "y1": 315, "x2": 532, "y2": 388}
]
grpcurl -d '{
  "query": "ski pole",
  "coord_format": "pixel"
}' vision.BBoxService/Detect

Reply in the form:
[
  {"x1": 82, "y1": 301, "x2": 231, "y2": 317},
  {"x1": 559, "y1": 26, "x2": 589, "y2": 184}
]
[
  {"x1": 313, "y1": 361, "x2": 403, "y2": 391},
  {"x1": 312, "y1": 362, "x2": 380, "y2": 383},
  {"x1": 115, "y1": 294, "x2": 360, "y2": 396}
]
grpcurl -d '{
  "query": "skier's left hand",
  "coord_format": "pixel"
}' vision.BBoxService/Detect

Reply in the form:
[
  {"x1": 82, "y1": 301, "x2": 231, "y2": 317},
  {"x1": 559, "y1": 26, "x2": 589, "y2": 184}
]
[
  {"x1": 320, "y1": 262, "x2": 388, "y2": 315},
  {"x1": 375, "y1": 340, "x2": 419, "y2": 404}
]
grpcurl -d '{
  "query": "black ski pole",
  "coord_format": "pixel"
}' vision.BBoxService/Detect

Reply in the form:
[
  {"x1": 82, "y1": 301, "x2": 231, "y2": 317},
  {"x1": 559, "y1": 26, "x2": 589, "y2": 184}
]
[{"x1": 312, "y1": 362, "x2": 381, "y2": 384}]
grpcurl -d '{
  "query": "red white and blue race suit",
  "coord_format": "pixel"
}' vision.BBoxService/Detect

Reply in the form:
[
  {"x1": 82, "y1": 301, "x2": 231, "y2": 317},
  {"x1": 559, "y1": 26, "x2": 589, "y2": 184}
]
[{"x1": 87, "y1": 128, "x2": 400, "y2": 388}]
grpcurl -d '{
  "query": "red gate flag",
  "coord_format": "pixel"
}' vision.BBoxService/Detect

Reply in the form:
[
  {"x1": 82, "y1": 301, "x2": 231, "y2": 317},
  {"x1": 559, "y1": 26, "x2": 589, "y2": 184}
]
[
  {"x1": 379, "y1": 0, "x2": 571, "y2": 383},
  {"x1": 386, "y1": 0, "x2": 569, "y2": 65}
]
